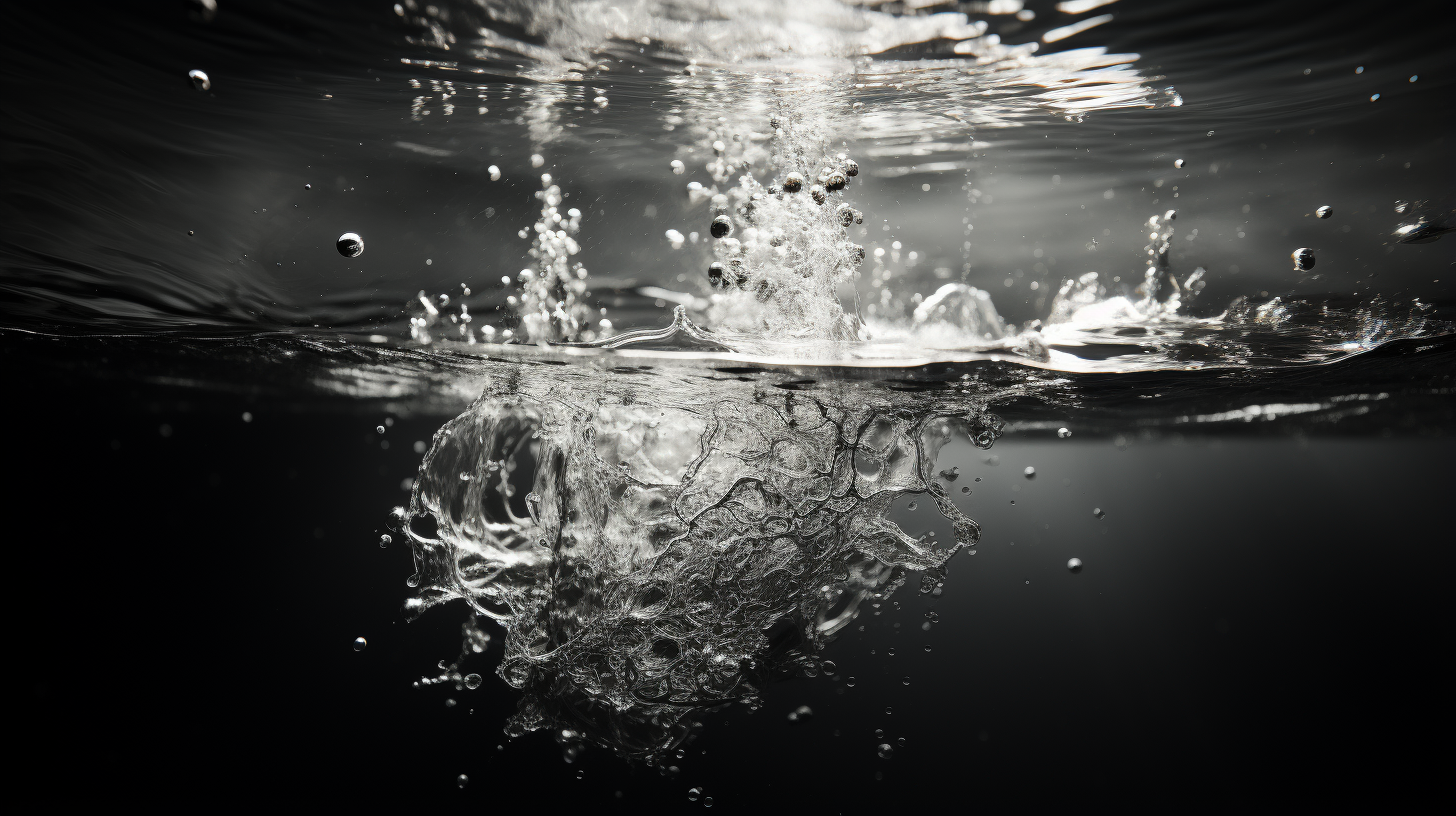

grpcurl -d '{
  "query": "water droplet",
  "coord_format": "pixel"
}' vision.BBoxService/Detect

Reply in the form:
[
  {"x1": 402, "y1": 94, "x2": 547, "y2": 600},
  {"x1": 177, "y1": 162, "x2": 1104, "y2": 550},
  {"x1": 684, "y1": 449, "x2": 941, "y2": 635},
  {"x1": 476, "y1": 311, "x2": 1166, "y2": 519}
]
[
  {"x1": 877, "y1": 743, "x2": 894, "y2": 759},
  {"x1": 1057, "y1": 427, "x2": 1072, "y2": 438},
  {"x1": 379, "y1": 534, "x2": 391, "y2": 547},
  {"x1": 1316, "y1": 205, "x2": 1333, "y2": 219},
  {"x1": 464, "y1": 673, "x2": 483, "y2": 689},
  {"x1": 457, "y1": 774, "x2": 469, "y2": 789},
  {"x1": 1067, "y1": 557, "x2": 1084, "y2": 573},
  {"x1": 188, "y1": 69, "x2": 210, "y2": 91},
  {"x1": 688, "y1": 787, "x2": 702, "y2": 802},
  {"x1": 337, "y1": 232, "x2": 364, "y2": 258},
  {"x1": 1291, "y1": 247, "x2": 1316, "y2": 271},
  {"x1": 353, "y1": 636, "x2": 367, "y2": 651},
  {"x1": 1023, "y1": 466, "x2": 1036, "y2": 479},
  {"x1": 1093, "y1": 507, "x2": 1105, "y2": 519},
  {"x1": 1173, "y1": 158, "x2": 1184, "y2": 169}
]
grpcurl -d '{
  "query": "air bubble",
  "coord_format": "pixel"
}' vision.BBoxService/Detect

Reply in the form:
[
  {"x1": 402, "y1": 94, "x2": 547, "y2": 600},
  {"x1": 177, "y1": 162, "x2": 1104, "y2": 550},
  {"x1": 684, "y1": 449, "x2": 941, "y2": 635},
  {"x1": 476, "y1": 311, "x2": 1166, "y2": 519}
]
[
  {"x1": 353, "y1": 636, "x2": 367, "y2": 651},
  {"x1": 593, "y1": 96, "x2": 609, "y2": 107},
  {"x1": 710, "y1": 215, "x2": 733, "y2": 238},
  {"x1": 961, "y1": 486, "x2": 970, "y2": 494},
  {"x1": 464, "y1": 673, "x2": 483, "y2": 689},
  {"x1": 1316, "y1": 206, "x2": 1333, "y2": 219},
  {"x1": 457, "y1": 774, "x2": 469, "y2": 789},
  {"x1": 1067, "y1": 557, "x2": 1083, "y2": 573},
  {"x1": 1093, "y1": 507, "x2": 1105, "y2": 519},
  {"x1": 877, "y1": 744, "x2": 894, "y2": 759},
  {"x1": 688, "y1": 787, "x2": 702, "y2": 802},
  {"x1": 781, "y1": 172, "x2": 804, "y2": 192},
  {"x1": 670, "y1": 159, "x2": 685, "y2": 175},
  {"x1": 188, "y1": 69, "x2": 210, "y2": 91},
  {"x1": 1291, "y1": 247, "x2": 1316, "y2": 271},
  {"x1": 1173, "y1": 158, "x2": 1184, "y2": 169},
  {"x1": 337, "y1": 233, "x2": 364, "y2": 258},
  {"x1": 1023, "y1": 466, "x2": 1036, "y2": 479},
  {"x1": 1057, "y1": 427, "x2": 1072, "y2": 438},
  {"x1": 786, "y1": 704, "x2": 813, "y2": 722},
  {"x1": 380, "y1": 534, "x2": 392, "y2": 547}
]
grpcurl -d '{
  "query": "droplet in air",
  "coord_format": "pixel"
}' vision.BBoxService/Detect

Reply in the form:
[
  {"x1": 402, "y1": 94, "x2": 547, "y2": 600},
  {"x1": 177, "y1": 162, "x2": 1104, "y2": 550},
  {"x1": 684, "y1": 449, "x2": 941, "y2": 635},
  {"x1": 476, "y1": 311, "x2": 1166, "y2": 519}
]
[
  {"x1": 1291, "y1": 247, "x2": 1316, "y2": 271},
  {"x1": 1173, "y1": 158, "x2": 1184, "y2": 169},
  {"x1": 188, "y1": 69, "x2": 210, "y2": 91},
  {"x1": 1023, "y1": 466, "x2": 1036, "y2": 479},
  {"x1": 1316, "y1": 206, "x2": 1333, "y2": 219},
  {"x1": 1067, "y1": 557, "x2": 1084, "y2": 573},
  {"x1": 464, "y1": 673, "x2": 483, "y2": 689},
  {"x1": 1057, "y1": 427, "x2": 1072, "y2": 438},
  {"x1": 353, "y1": 636, "x2": 367, "y2": 651},
  {"x1": 457, "y1": 774, "x2": 469, "y2": 789},
  {"x1": 337, "y1": 233, "x2": 364, "y2": 258}
]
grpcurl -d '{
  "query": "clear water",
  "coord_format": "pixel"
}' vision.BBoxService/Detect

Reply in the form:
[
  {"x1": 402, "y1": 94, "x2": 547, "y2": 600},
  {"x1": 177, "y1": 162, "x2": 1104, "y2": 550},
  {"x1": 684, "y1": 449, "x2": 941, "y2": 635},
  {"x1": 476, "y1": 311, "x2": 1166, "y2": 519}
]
[{"x1": 4, "y1": 0, "x2": 1453, "y2": 809}]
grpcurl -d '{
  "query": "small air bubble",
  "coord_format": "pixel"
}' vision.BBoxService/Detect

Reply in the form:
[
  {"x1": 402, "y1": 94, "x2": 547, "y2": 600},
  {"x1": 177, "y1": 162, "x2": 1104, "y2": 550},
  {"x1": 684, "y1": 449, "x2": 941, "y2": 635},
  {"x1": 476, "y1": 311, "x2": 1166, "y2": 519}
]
[
  {"x1": 1023, "y1": 466, "x2": 1036, "y2": 479},
  {"x1": 877, "y1": 744, "x2": 894, "y2": 759},
  {"x1": 1316, "y1": 206, "x2": 1333, "y2": 219},
  {"x1": 961, "y1": 486, "x2": 970, "y2": 494},
  {"x1": 1093, "y1": 507, "x2": 1105, "y2": 519},
  {"x1": 1291, "y1": 247, "x2": 1316, "y2": 271},
  {"x1": 353, "y1": 636, "x2": 367, "y2": 651},
  {"x1": 1057, "y1": 427, "x2": 1072, "y2": 438},
  {"x1": 907, "y1": 501, "x2": 918, "y2": 511},
  {"x1": 188, "y1": 69, "x2": 210, "y2": 91},
  {"x1": 1067, "y1": 558, "x2": 1084, "y2": 573},
  {"x1": 379, "y1": 534, "x2": 391, "y2": 547},
  {"x1": 1173, "y1": 158, "x2": 1184, "y2": 169},
  {"x1": 846, "y1": 676, "x2": 857, "y2": 687},
  {"x1": 337, "y1": 233, "x2": 364, "y2": 258},
  {"x1": 688, "y1": 787, "x2": 702, "y2": 802},
  {"x1": 457, "y1": 774, "x2": 469, "y2": 789}
]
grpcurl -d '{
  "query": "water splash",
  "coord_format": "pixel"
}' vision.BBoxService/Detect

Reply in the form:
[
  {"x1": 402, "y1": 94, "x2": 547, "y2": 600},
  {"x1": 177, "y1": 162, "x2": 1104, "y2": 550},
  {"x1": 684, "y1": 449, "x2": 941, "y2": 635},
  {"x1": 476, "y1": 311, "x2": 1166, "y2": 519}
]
[{"x1": 400, "y1": 367, "x2": 1013, "y2": 762}]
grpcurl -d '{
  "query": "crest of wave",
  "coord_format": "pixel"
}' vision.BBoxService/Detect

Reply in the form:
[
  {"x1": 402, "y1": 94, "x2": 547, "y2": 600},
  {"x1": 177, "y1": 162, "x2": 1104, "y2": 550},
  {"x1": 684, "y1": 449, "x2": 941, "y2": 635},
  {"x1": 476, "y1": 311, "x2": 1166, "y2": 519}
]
[{"x1": 400, "y1": 371, "x2": 1004, "y2": 762}]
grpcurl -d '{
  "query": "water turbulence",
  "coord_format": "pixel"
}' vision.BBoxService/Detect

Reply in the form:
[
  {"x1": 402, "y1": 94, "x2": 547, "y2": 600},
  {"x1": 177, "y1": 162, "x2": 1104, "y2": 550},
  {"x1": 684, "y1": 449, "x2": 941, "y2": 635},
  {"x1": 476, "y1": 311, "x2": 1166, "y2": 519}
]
[{"x1": 400, "y1": 368, "x2": 1009, "y2": 762}]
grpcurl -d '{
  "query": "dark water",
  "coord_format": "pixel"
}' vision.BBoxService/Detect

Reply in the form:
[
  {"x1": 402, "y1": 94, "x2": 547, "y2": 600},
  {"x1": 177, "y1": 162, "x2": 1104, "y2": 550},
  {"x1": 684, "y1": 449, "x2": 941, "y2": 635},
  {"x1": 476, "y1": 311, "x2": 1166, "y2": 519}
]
[{"x1": 4, "y1": 0, "x2": 1453, "y2": 812}]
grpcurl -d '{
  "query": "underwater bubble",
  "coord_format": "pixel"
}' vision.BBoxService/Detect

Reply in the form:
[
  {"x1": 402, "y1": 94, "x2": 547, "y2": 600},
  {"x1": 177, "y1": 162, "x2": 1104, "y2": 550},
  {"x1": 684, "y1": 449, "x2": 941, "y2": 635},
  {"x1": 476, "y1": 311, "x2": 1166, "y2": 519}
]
[
  {"x1": 530, "y1": 154, "x2": 544, "y2": 168},
  {"x1": 961, "y1": 486, "x2": 970, "y2": 494},
  {"x1": 188, "y1": 69, "x2": 210, "y2": 91},
  {"x1": 1067, "y1": 557, "x2": 1084, "y2": 573},
  {"x1": 688, "y1": 787, "x2": 702, "y2": 802},
  {"x1": 781, "y1": 172, "x2": 804, "y2": 192},
  {"x1": 1058, "y1": 427, "x2": 1072, "y2": 438},
  {"x1": 1173, "y1": 158, "x2": 1184, "y2": 169},
  {"x1": 387, "y1": 506, "x2": 407, "y2": 530},
  {"x1": 787, "y1": 704, "x2": 813, "y2": 722},
  {"x1": 670, "y1": 159, "x2": 685, "y2": 175},
  {"x1": 1291, "y1": 247, "x2": 1316, "y2": 271},
  {"x1": 337, "y1": 233, "x2": 364, "y2": 258},
  {"x1": 593, "y1": 96, "x2": 608, "y2": 107},
  {"x1": 846, "y1": 677, "x2": 856, "y2": 687},
  {"x1": 457, "y1": 774, "x2": 469, "y2": 789},
  {"x1": 1370, "y1": 94, "x2": 1380, "y2": 101},
  {"x1": 304, "y1": 183, "x2": 311, "y2": 190},
  {"x1": 379, "y1": 534, "x2": 392, "y2": 547},
  {"x1": 1395, "y1": 200, "x2": 1410, "y2": 214},
  {"x1": 843, "y1": 159, "x2": 859, "y2": 177},
  {"x1": 825, "y1": 171, "x2": 847, "y2": 191},
  {"x1": 809, "y1": 185, "x2": 827, "y2": 205},
  {"x1": 1023, "y1": 466, "x2": 1036, "y2": 479},
  {"x1": 877, "y1": 744, "x2": 894, "y2": 759},
  {"x1": 1316, "y1": 205, "x2": 1333, "y2": 219},
  {"x1": 488, "y1": 165, "x2": 501, "y2": 181},
  {"x1": 353, "y1": 636, "x2": 367, "y2": 651},
  {"x1": 710, "y1": 215, "x2": 732, "y2": 238},
  {"x1": 902, "y1": 676, "x2": 910, "y2": 686},
  {"x1": 705, "y1": 798, "x2": 713, "y2": 808},
  {"x1": 464, "y1": 673, "x2": 483, "y2": 689},
  {"x1": 907, "y1": 501, "x2": 918, "y2": 511},
  {"x1": 1093, "y1": 507, "x2": 1105, "y2": 519},
  {"x1": 707, "y1": 261, "x2": 725, "y2": 287}
]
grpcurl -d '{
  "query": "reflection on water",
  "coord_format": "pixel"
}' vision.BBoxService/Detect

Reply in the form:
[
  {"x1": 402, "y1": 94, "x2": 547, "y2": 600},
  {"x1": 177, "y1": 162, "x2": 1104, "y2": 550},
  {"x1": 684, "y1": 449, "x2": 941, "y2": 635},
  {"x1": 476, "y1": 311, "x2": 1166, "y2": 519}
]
[{"x1": 399, "y1": 365, "x2": 1014, "y2": 761}]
